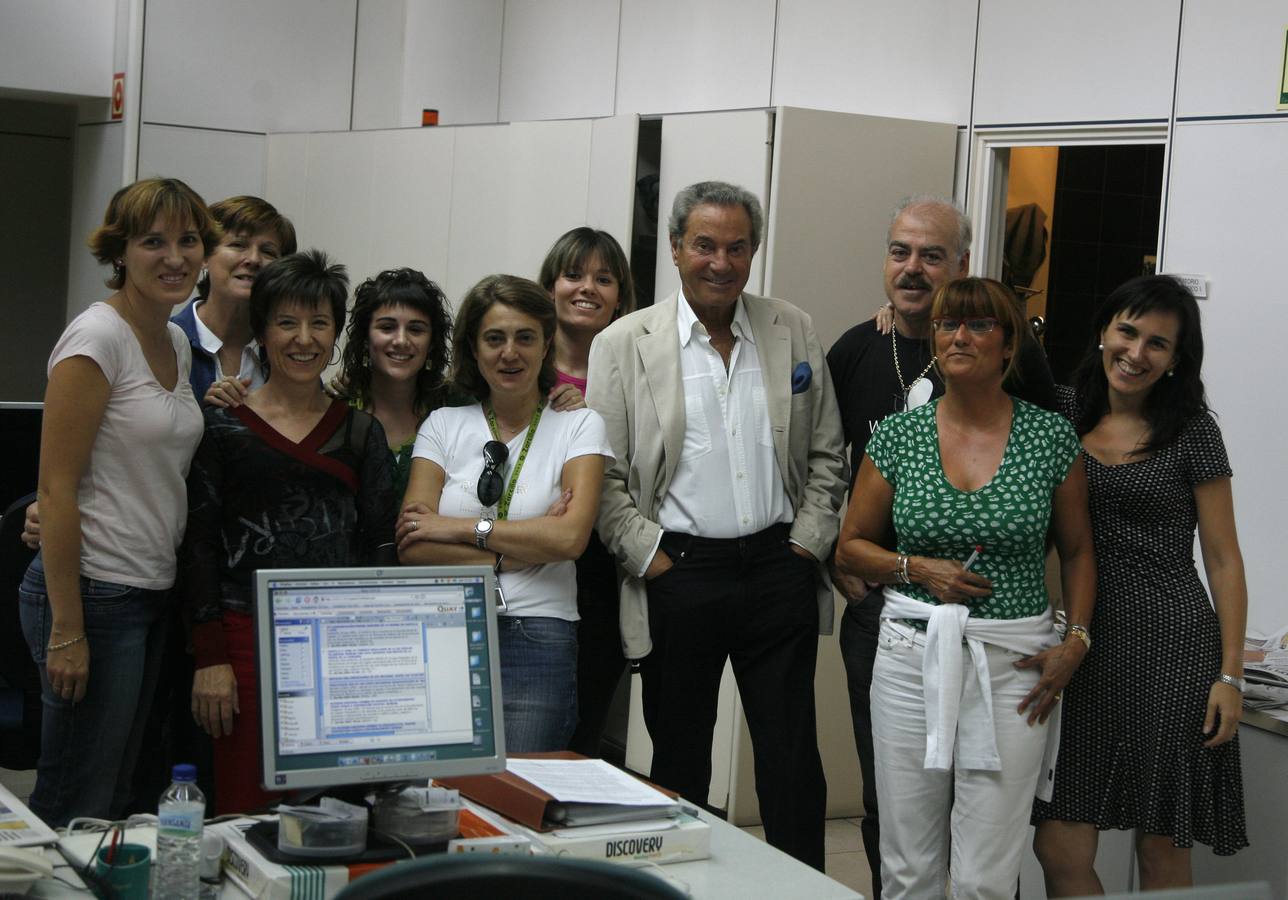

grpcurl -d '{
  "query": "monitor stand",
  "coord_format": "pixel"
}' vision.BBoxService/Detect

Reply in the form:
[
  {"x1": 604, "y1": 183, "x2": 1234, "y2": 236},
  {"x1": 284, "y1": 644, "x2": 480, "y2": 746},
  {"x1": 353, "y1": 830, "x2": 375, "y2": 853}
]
[{"x1": 244, "y1": 820, "x2": 450, "y2": 866}]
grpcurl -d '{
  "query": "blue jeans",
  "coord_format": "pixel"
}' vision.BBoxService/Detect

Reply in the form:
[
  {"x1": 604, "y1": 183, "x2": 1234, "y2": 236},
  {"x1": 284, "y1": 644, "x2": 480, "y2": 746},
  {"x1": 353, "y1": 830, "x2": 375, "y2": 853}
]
[
  {"x1": 497, "y1": 616, "x2": 578, "y2": 753},
  {"x1": 18, "y1": 554, "x2": 169, "y2": 826}
]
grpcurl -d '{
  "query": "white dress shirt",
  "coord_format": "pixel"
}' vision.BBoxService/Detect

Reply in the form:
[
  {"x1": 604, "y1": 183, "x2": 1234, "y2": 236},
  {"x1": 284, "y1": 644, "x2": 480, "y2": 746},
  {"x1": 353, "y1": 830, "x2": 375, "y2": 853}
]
[
  {"x1": 192, "y1": 298, "x2": 266, "y2": 389},
  {"x1": 653, "y1": 291, "x2": 793, "y2": 546}
]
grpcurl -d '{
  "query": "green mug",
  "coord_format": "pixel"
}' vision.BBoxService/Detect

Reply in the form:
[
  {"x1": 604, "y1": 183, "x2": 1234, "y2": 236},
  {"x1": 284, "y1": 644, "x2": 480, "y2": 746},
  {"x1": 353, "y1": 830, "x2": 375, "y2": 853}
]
[{"x1": 94, "y1": 842, "x2": 151, "y2": 900}]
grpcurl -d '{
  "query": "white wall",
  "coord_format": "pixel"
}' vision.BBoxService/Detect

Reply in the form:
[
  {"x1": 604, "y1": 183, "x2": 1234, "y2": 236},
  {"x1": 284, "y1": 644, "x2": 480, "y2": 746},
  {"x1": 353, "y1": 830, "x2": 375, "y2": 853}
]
[
  {"x1": 400, "y1": 0, "x2": 504, "y2": 126},
  {"x1": 771, "y1": 0, "x2": 976, "y2": 125},
  {"x1": 65, "y1": 122, "x2": 125, "y2": 320},
  {"x1": 1174, "y1": 0, "x2": 1288, "y2": 119},
  {"x1": 0, "y1": 0, "x2": 115, "y2": 99},
  {"x1": 352, "y1": 0, "x2": 407, "y2": 131},
  {"x1": 136, "y1": 125, "x2": 266, "y2": 202},
  {"x1": 972, "y1": 0, "x2": 1182, "y2": 125},
  {"x1": 498, "y1": 0, "x2": 619, "y2": 122},
  {"x1": 615, "y1": 0, "x2": 777, "y2": 115},
  {"x1": 267, "y1": 115, "x2": 637, "y2": 309},
  {"x1": 140, "y1": 0, "x2": 357, "y2": 134}
]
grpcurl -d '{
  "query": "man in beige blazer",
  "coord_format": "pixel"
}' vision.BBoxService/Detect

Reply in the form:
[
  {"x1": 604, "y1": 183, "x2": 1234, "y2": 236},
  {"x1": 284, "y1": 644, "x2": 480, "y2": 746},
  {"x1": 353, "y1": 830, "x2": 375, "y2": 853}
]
[{"x1": 587, "y1": 181, "x2": 847, "y2": 870}]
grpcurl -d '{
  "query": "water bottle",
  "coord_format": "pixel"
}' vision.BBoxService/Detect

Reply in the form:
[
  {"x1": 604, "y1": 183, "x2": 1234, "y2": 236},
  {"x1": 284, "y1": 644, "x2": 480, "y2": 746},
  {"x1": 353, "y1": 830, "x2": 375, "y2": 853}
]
[{"x1": 155, "y1": 763, "x2": 206, "y2": 899}]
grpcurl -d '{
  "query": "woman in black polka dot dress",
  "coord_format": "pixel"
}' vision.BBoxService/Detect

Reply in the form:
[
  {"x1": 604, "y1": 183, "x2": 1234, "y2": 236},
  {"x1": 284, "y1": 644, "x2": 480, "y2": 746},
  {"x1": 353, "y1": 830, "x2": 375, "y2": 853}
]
[{"x1": 1032, "y1": 275, "x2": 1249, "y2": 894}]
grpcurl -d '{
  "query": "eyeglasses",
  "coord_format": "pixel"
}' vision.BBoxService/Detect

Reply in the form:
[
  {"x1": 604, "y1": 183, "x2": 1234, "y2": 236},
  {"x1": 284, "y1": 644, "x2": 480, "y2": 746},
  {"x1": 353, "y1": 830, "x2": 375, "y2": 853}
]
[
  {"x1": 932, "y1": 317, "x2": 999, "y2": 335},
  {"x1": 477, "y1": 440, "x2": 509, "y2": 507}
]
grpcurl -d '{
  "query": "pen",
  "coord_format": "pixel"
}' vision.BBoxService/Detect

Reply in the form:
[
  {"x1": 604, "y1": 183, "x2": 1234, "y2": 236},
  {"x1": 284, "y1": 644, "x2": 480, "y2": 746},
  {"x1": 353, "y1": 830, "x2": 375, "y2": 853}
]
[{"x1": 961, "y1": 545, "x2": 983, "y2": 572}]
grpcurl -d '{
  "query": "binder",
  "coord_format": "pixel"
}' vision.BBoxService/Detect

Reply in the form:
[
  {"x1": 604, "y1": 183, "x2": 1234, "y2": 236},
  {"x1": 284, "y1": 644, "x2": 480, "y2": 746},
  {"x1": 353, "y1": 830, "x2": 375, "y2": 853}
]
[{"x1": 436, "y1": 751, "x2": 679, "y2": 832}]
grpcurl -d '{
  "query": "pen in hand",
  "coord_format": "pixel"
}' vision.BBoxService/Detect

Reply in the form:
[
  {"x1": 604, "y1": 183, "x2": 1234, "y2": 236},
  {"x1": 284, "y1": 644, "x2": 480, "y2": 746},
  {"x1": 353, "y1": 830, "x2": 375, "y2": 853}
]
[{"x1": 961, "y1": 544, "x2": 983, "y2": 572}]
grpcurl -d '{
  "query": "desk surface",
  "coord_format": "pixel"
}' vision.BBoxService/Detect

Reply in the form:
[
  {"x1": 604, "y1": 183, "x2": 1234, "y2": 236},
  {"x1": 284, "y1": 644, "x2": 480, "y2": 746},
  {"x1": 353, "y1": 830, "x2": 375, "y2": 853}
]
[
  {"x1": 666, "y1": 809, "x2": 861, "y2": 899},
  {"x1": 30, "y1": 811, "x2": 862, "y2": 900}
]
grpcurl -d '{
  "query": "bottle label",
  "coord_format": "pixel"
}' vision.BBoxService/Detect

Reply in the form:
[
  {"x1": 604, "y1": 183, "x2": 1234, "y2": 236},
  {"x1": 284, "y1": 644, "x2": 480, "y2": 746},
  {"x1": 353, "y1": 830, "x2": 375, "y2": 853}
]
[{"x1": 159, "y1": 807, "x2": 203, "y2": 837}]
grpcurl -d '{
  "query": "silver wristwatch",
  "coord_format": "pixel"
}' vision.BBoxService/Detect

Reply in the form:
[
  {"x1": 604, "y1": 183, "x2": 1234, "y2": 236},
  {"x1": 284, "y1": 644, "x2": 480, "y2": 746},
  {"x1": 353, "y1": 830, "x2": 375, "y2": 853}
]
[
  {"x1": 474, "y1": 517, "x2": 494, "y2": 549},
  {"x1": 1217, "y1": 673, "x2": 1246, "y2": 693}
]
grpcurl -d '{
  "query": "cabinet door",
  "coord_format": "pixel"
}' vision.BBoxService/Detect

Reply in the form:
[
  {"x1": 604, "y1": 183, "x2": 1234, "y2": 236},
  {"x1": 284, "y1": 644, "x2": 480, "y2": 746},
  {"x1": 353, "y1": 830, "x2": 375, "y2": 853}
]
[{"x1": 764, "y1": 106, "x2": 957, "y2": 348}]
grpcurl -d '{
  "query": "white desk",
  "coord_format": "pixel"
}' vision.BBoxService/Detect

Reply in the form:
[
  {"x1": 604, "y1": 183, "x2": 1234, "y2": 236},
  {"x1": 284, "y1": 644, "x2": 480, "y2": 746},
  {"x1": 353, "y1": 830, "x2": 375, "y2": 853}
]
[
  {"x1": 665, "y1": 809, "x2": 861, "y2": 899},
  {"x1": 29, "y1": 809, "x2": 862, "y2": 900}
]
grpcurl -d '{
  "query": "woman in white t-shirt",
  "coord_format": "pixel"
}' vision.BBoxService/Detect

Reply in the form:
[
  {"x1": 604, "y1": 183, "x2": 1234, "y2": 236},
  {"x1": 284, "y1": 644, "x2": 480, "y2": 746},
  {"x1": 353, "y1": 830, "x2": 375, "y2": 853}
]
[
  {"x1": 397, "y1": 274, "x2": 611, "y2": 752},
  {"x1": 18, "y1": 178, "x2": 217, "y2": 826}
]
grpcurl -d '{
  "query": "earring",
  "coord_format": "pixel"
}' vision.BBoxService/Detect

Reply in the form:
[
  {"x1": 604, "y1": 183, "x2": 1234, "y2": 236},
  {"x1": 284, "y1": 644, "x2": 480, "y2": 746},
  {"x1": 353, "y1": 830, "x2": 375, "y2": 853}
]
[
  {"x1": 329, "y1": 346, "x2": 340, "y2": 367},
  {"x1": 360, "y1": 348, "x2": 370, "y2": 368},
  {"x1": 1166, "y1": 368, "x2": 1175, "y2": 377},
  {"x1": 199, "y1": 265, "x2": 208, "y2": 281},
  {"x1": 1097, "y1": 343, "x2": 1104, "y2": 351}
]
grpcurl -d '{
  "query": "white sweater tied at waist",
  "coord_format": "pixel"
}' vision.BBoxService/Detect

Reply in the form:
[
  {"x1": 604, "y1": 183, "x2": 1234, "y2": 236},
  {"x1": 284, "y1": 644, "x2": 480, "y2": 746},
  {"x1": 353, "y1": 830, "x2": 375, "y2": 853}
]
[{"x1": 881, "y1": 588, "x2": 1063, "y2": 802}]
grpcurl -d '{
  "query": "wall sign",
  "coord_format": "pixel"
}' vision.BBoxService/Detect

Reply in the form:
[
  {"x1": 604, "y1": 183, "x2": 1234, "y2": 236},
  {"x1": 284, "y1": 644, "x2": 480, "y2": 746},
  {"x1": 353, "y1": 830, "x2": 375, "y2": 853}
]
[{"x1": 111, "y1": 72, "x2": 125, "y2": 120}]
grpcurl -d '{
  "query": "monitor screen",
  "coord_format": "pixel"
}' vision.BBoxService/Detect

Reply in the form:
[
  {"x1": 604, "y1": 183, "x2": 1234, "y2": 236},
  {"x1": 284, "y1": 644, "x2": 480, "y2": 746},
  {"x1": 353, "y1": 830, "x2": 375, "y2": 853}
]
[{"x1": 255, "y1": 565, "x2": 506, "y2": 792}]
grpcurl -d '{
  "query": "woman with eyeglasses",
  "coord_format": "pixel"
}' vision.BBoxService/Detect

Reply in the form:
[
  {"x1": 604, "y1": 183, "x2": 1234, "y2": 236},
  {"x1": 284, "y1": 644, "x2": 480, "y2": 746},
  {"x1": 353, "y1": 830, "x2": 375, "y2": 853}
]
[
  {"x1": 835, "y1": 277, "x2": 1096, "y2": 899},
  {"x1": 1031, "y1": 276, "x2": 1248, "y2": 893},
  {"x1": 396, "y1": 275, "x2": 612, "y2": 752}
]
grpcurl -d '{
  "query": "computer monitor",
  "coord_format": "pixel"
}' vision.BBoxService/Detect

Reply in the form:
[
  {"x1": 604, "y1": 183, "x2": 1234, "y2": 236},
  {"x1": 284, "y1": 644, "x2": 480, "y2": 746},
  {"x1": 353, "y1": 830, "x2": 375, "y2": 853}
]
[{"x1": 254, "y1": 565, "x2": 506, "y2": 792}]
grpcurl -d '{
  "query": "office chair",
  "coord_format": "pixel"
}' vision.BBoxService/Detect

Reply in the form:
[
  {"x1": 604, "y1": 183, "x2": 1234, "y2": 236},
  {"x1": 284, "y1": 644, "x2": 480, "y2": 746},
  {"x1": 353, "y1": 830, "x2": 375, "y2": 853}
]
[
  {"x1": 333, "y1": 854, "x2": 689, "y2": 900},
  {"x1": 0, "y1": 492, "x2": 40, "y2": 770}
]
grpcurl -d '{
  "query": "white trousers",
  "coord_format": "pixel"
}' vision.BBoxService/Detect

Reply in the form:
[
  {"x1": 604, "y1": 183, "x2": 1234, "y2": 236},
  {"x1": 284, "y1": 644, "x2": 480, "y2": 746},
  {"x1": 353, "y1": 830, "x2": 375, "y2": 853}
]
[{"x1": 872, "y1": 619, "x2": 1049, "y2": 900}]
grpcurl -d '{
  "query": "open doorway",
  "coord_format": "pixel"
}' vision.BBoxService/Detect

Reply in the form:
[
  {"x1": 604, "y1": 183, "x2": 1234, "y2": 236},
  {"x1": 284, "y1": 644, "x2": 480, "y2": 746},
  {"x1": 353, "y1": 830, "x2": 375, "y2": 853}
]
[
  {"x1": 1003, "y1": 144, "x2": 1165, "y2": 383},
  {"x1": 967, "y1": 126, "x2": 1169, "y2": 387}
]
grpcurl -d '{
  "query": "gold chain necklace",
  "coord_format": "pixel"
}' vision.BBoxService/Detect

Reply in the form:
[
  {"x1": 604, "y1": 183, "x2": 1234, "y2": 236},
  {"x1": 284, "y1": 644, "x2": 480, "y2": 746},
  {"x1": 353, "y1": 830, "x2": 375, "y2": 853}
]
[{"x1": 892, "y1": 323, "x2": 936, "y2": 396}]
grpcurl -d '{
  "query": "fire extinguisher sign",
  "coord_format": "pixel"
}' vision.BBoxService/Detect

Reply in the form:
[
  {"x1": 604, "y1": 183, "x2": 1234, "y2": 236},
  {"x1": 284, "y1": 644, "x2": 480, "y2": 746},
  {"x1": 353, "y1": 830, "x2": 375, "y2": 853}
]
[{"x1": 111, "y1": 72, "x2": 125, "y2": 120}]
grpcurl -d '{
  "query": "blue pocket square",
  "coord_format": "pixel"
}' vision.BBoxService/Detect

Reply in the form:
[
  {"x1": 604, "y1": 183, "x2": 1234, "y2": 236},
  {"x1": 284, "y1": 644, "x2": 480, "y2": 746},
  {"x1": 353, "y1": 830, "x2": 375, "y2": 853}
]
[{"x1": 791, "y1": 361, "x2": 812, "y2": 394}]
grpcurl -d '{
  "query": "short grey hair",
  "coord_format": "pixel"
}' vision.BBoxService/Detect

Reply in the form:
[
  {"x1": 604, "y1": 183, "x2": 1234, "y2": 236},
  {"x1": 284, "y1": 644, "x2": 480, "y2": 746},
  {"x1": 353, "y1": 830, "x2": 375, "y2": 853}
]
[
  {"x1": 668, "y1": 181, "x2": 764, "y2": 250},
  {"x1": 888, "y1": 195, "x2": 971, "y2": 260}
]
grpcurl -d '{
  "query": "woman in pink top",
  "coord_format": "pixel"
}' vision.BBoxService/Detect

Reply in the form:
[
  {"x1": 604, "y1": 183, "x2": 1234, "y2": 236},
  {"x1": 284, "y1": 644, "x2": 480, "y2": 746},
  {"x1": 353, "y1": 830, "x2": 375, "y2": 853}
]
[{"x1": 537, "y1": 228, "x2": 636, "y2": 755}]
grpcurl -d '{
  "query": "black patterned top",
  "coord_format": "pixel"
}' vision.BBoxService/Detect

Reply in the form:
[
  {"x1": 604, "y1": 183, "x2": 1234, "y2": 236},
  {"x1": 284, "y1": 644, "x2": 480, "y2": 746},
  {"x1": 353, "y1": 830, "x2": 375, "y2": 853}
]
[{"x1": 182, "y1": 399, "x2": 397, "y2": 669}]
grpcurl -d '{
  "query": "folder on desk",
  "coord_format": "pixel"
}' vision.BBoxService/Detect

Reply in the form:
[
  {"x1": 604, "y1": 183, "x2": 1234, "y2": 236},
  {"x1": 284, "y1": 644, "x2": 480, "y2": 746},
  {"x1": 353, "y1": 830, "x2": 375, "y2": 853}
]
[{"x1": 437, "y1": 752, "x2": 679, "y2": 832}]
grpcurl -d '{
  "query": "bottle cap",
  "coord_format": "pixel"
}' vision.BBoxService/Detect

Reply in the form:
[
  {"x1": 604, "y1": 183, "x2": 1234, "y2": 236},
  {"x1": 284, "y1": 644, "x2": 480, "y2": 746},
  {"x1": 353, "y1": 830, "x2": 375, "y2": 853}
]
[{"x1": 173, "y1": 763, "x2": 197, "y2": 782}]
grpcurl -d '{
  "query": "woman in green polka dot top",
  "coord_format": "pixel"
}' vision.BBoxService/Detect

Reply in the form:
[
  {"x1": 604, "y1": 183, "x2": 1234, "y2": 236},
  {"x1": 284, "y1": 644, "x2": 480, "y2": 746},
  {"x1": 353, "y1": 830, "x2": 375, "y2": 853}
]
[{"x1": 835, "y1": 277, "x2": 1096, "y2": 899}]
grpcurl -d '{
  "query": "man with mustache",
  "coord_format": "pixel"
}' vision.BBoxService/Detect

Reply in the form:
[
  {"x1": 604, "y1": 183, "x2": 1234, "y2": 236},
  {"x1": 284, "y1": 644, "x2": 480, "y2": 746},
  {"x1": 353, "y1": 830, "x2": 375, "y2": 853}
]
[{"x1": 825, "y1": 196, "x2": 1055, "y2": 896}]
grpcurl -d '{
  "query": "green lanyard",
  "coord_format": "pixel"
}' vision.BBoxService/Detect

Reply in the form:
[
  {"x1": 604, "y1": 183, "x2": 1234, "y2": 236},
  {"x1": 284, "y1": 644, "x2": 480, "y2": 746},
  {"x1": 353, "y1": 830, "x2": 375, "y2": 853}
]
[{"x1": 484, "y1": 400, "x2": 544, "y2": 520}]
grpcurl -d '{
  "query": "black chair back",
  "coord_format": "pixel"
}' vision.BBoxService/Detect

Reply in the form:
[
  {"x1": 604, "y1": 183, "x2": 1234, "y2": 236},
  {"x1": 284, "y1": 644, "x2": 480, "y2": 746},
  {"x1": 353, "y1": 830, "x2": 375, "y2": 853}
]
[
  {"x1": 333, "y1": 854, "x2": 689, "y2": 900},
  {"x1": 0, "y1": 492, "x2": 40, "y2": 770}
]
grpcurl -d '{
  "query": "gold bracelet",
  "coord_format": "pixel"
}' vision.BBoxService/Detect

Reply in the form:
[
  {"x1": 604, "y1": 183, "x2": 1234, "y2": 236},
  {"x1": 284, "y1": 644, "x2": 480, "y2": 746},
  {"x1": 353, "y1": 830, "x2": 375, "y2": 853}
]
[
  {"x1": 47, "y1": 633, "x2": 87, "y2": 652},
  {"x1": 1068, "y1": 624, "x2": 1091, "y2": 651}
]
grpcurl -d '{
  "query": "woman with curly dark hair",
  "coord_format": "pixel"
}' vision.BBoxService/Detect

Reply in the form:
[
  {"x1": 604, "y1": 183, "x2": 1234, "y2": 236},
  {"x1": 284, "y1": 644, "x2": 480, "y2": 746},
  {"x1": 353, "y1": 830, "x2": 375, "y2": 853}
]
[{"x1": 339, "y1": 268, "x2": 453, "y2": 499}]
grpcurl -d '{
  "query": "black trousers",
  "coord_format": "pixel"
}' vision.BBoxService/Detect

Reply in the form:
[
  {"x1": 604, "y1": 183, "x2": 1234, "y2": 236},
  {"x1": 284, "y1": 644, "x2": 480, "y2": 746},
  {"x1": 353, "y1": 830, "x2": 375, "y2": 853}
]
[
  {"x1": 839, "y1": 593, "x2": 884, "y2": 899},
  {"x1": 568, "y1": 530, "x2": 628, "y2": 757},
  {"x1": 640, "y1": 524, "x2": 826, "y2": 871}
]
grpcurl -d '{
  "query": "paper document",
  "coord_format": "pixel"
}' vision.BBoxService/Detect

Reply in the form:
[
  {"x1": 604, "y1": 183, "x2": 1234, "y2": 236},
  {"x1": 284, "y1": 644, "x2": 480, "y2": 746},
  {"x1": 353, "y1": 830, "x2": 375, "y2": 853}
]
[
  {"x1": 0, "y1": 782, "x2": 58, "y2": 847},
  {"x1": 506, "y1": 758, "x2": 672, "y2": 806}
]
